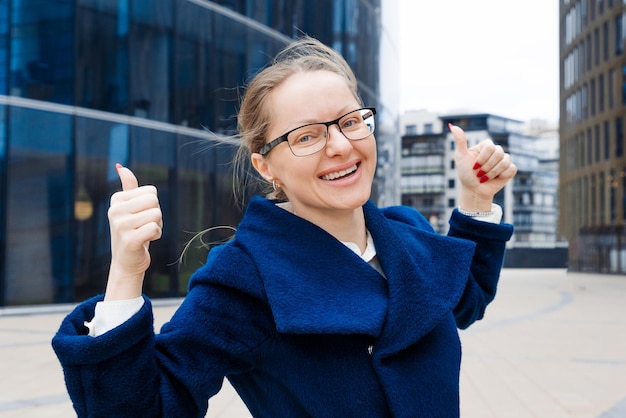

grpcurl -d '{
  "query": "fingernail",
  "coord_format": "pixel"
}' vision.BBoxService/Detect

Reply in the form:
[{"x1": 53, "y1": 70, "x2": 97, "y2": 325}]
[
  {"x1": 473, "y1": 162, "x2": 481, "y2": 170},
  {"x1": 480, "y1": 175, "x2": 489, "y2": 183},
  {"x1": 115, "y1": 163, "x2": 122, "y2": 172},
  {"x1": 448, "y1": 123, "x2": 454, "y2": 131},
  {"x1": 476, "y1": 170, "x2": 486, "y2": 177}
]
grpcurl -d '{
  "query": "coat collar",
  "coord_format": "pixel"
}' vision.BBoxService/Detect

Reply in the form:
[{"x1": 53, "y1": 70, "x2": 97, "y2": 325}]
[{"x1": 235, "y1": 197, "x2": 476, "y2": 356}]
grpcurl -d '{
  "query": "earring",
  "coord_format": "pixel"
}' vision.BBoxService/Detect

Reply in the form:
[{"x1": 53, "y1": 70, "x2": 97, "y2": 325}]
[{"x1": 272, "y1": 180, "x2": 277, "y2": 191}]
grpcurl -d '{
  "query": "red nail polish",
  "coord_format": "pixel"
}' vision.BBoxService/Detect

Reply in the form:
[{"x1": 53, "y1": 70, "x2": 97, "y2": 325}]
[
  {"x1": 473, "y1": 162, "x2": 481, "y2": 170},
  {"x1": 448, "y1": 123, "x2": 454, "y2": 131},
  {"x1": 480, "y1": 175, "x2": 489, "y2": 183},
  {"x1": 476, "y1": 170, "x2": 486, "y2": 178},
  {"x1": 115, "y1": 163, "x2": 122, "y2": 172}
]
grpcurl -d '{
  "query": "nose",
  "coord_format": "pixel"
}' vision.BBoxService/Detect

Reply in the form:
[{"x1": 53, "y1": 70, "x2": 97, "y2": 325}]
[{"x1": 324, "y1": 123, "x2": 352, "y2": 156}]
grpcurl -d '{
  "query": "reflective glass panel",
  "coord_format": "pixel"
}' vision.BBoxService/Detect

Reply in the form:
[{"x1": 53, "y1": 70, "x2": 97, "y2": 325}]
[
  {"x1": 5, "y1": 106, "x2": 72, "y2": 304},
  {"x1": 10, "y1": 0, "x2": 74, "y2": 104}
]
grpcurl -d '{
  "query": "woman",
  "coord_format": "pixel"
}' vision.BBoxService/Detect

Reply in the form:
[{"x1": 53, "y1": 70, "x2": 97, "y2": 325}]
[{"x1": 53, "y1": 37, "x2": 516, "y2": 417}]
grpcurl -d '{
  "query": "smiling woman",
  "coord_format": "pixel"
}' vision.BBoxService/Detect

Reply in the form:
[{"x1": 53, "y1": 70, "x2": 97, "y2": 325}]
[{"x1": 53, "y1": 36, "x2": 517, "y2": 418}]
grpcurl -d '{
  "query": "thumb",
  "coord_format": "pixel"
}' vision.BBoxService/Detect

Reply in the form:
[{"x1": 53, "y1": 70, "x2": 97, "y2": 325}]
[
  {"x1": 115, "y1": 163, "x2": 139, "y2": 191},
  {"x1": 449, "y1": 123, "x2": 469, "y2": 155}
]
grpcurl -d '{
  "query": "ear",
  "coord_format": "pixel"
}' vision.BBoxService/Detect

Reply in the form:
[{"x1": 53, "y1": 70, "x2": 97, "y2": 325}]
[{"x1": 251, "y1": 152, "x2": 274, "y2": 182}]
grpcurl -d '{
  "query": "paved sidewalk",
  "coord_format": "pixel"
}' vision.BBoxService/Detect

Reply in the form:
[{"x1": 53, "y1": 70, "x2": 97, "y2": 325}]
[{"x1": 0, "y1": 269, "x2": 625, "y2": 417}]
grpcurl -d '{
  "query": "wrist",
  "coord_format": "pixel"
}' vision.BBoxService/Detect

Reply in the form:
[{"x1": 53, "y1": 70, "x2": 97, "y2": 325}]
[
  {"x1": 459, "y1": 189, "x2": 493, "y2": 212},
  {"x1": 105, "y1": 265, "x2": 145, "y2": 301}
]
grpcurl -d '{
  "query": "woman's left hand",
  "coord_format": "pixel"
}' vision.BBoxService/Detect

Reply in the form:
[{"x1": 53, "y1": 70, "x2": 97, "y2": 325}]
[{"x1": 449, "y1": 124, "x2": 517, "y2": 210}]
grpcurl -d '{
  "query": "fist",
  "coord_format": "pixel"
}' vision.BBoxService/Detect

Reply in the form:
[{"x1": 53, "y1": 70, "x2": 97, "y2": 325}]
[
  {"x1": 108, "y1": 164, "x2": 163, "y2": 280},
  {"x1": 450, "y1": 124, "x2": 517, "y2": 201}
]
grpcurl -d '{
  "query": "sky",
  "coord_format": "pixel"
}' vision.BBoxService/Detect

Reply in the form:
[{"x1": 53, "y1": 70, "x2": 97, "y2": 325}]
[{"x1": 397, "y1": 1, "x2": 560, "y2": 124}]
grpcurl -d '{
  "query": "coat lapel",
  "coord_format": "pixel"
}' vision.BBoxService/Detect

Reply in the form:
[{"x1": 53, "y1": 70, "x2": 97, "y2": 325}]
[
  {"x1": 364, "y1": 203, "x2": 476, "y2": 357},
  {"x1": 235, "y1": 197, "x2": 388, "y2": 337}
]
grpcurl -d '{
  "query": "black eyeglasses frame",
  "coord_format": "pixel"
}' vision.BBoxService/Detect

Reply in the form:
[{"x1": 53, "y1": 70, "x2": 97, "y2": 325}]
[{"x1": 257, "y1": 107, "x2": 377, "y2": 157}]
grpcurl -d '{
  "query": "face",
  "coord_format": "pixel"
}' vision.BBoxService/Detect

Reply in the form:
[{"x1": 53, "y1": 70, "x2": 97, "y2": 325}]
[{"x1": 251, "y1": 70, "x2": 377, "y2": 222}]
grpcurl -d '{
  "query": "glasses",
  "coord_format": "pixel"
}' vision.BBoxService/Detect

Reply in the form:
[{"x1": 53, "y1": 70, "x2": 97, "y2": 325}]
[{"x1": 258, "y1": 107, "x2": 376, "y2": 157}]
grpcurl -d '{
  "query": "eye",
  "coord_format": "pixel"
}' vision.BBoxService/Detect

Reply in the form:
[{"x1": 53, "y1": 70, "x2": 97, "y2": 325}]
[
  {"x1": 295, "y1": 134, "x2": 313, "y2": 144},
  {"x1": 289, "y1": 124, "x2": 326, "y2": 147},
  {"x1": 341, "y1": 116, "x2": 361, "y2": 130}
]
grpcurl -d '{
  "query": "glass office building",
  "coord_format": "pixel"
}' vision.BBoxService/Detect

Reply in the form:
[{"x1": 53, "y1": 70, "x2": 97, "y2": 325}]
[
  {"x1": 560, "y1": 1, "x2": 626, "y2": 272},
  {"x1": 0, "y1": 0, "x2": 396, "y2": 306}
]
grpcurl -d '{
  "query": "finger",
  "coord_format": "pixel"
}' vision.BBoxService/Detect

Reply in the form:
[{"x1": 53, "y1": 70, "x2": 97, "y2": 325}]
[
  {"x1": 109, "y1": 208, "x2": 162, "y2": 243},
  {"x1": 113, "y1": 221, "x2": 162, "y2": 252},
  {"x1": 449, "y1": 124, "x2": 469, "y2": 155},
  {"x1": 110, "y1": 185, "x2": 158, "y2": 205},
  {"x1": 481, "y1": 153, "x2": 512, "y2": 179},
  {"x1": 497, "y1": 162, "x2": 518, "y2": 181},
  {"x1": 476, "y1": 144, "x2": 504, "y2": 173},
  {"x1": 133, "y1": 221, "x2": 163, "y2": 243},
  {"x1": 116, "y1": 163, "x2": 139, "y2": 191}
]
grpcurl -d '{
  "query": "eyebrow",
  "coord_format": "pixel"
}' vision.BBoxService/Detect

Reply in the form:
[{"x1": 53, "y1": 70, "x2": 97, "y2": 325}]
[{"x1": 281, "y1": 105, "x2": 360, "y2": 130}]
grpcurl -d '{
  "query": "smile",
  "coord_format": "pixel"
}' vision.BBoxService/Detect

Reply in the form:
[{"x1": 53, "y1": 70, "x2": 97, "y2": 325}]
[{"x1": 320, "y1": 164, "x2": 358, "y2": 181}]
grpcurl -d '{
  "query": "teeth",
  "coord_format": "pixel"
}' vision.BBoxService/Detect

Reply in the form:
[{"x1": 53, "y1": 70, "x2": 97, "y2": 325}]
[{"x1": 321, "y1": 164, "x2": 357, "y2": 181}]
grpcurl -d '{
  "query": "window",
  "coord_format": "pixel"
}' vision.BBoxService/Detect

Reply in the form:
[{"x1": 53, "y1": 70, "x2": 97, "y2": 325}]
[
  {"x1": 603, "y1": 22, "x2": 610, "y2": 61},
  {"x1": 590, "y1": 78, "x2": 596, "y2": 115},
  {"x1": 586, "y1": 34, "x2": 592, "y2": 71},
  {"x1": 623, "y1": 65, "x2": 626, "y2": 105},
  {"x1": 600, "y1": 171, "x2": 606, "y2": 224},
  {"x1": 423, "y1": 123, "x2": 433, "y2": 134},
  {"x1": 6, "y1": 107, "x2": 73, "y2": 304},
  {"x1": 609, "y1": 69, "x2": 615, "y2": 108},
  {"x1": 585, "y1": 130, "x2": 593, "y2": 165},
  {"x1": 595, "y1": 125, "x2": 601, "y2": 162},
  {"x1": 617, "y1": 117, "x2": 624, "y2": 156},
  {"x1": 605, "y1": 120, "x2": 611, "y2": 159},
  {"x1": 405, "y1": 124, "x2": 416, "y2": 135},
  {"x1": 611, "y1": 169, "x2": 617, "y2": 222},
  {"x1": 448, "y1": 179, "x2": 455, "y2": 188},
  {"x1": 591, "y1": 174, "x2": 597, "y2": 223},
  {"x1": 616, "y1": 15, "x2": 623, "y2": 55},
  {"x1": 10, "y1": 1, "x2": 74, "y2": 104},
  {"x1": 448, "y1": 198, "x2": 456, "y2": 208},
  {"x1": 623, "y1": 172, "x2": 626, "y2": 222},
  {"x1": 594, "y1": 28, "x2": 600, "y2": 65},
  {"x1": 599, "y1": 73, "x2": 605, "y2": 112},
  {"x1": 450, "y1": 160, "x2": 455, "y2": 169}
]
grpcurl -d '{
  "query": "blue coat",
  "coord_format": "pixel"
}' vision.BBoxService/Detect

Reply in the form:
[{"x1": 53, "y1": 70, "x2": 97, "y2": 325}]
[{"x1": 52, "y1": 197, "x2": 513, "y2": 417}]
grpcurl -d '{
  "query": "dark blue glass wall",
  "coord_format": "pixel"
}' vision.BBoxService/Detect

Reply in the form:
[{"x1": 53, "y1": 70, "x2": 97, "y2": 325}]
[{"x1": 0, "y1": 0, "x2": 382, "y2": 306}]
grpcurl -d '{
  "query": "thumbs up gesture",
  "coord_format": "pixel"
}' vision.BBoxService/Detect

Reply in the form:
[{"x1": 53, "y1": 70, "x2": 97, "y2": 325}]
[
  {"x1": 449, "y1": 124, "x2": 517, "y2": 211},
  {"x1": 105, "y1": 164, "x2": 163, "y2": 301}
]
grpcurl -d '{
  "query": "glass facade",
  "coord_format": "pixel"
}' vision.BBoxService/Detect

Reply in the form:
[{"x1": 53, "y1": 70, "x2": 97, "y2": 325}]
[
  {"x1": 0, "y1": 0, "x2": 389, "y2": 305},
  {"x1": 560, "y1": 0, "x2": 626, "y2": 272}
]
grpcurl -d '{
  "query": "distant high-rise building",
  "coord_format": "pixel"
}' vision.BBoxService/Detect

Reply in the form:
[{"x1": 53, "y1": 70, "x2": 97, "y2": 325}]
[
  {"x1": 401, "y1": 110, "x2": 566, "y2": 267},
  {"x1": 0, "y1": 0, "x2": 399, "y2": 306},
  {"x1": 560, "y1": 0, "x2": 626, "y2": 272}
]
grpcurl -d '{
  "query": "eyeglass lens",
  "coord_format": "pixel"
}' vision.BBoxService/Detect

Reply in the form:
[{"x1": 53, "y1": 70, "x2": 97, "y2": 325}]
[{"x1": 287, "y1": 108, "x2": 375, "y2": 156}]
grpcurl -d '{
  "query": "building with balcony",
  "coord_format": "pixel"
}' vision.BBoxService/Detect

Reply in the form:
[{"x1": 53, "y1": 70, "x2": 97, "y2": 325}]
[{"x1": 401, "y1": 110, "x2": 567, "y2": 267}]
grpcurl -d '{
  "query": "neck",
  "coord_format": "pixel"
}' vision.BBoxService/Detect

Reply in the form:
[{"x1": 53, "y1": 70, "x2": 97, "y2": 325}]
[{"x1": 289, "y1": 204, "x2": 367, "y2": 253}]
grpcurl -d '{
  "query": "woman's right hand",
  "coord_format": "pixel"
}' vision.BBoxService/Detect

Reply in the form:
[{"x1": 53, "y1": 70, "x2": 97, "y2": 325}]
[{"x1": 104, "y1": 164, "x2": 163, "y2": 301}]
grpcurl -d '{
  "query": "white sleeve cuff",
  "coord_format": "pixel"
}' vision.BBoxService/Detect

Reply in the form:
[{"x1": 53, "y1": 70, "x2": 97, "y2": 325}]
[{"x1": 84, "y1": 296, "x2": 145, "y2": 337}]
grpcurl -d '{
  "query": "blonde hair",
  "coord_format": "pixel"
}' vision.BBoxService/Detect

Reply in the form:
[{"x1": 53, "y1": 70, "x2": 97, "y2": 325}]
[{"x1": 234, "y1": 36, "x2": 362, "y2": 201}]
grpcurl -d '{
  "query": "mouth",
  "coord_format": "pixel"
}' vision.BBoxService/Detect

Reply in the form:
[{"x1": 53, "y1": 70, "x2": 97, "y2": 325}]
[{"x1": 319, "y1": 163, "x2": 359, "y2": 181}]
